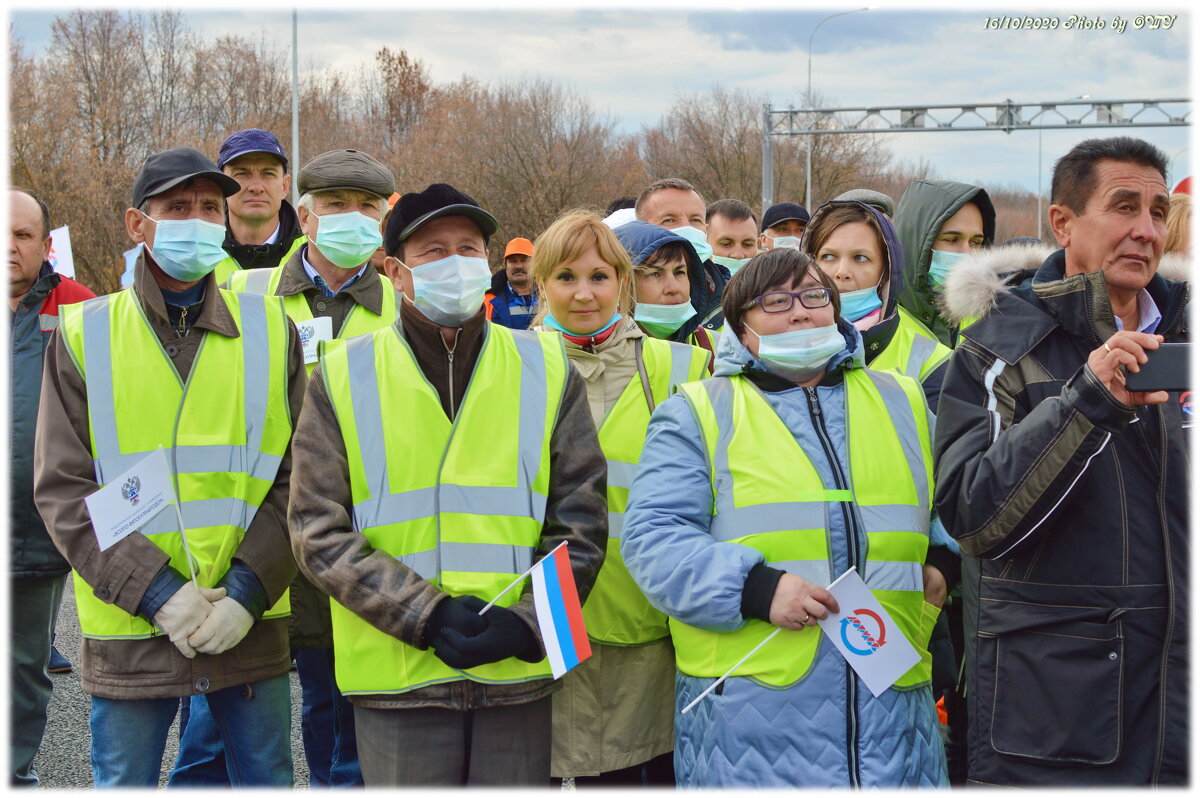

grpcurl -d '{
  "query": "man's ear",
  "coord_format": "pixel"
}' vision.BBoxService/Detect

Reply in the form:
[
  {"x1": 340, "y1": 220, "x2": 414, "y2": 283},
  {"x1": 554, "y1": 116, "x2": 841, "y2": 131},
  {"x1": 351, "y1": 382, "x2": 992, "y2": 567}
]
[
  {"x1": 1047, "y1": 204, "x2": 1073, "y2": 249},
  {"x1": 126, "y1": 208, "x2": 149, "y2": 245}
]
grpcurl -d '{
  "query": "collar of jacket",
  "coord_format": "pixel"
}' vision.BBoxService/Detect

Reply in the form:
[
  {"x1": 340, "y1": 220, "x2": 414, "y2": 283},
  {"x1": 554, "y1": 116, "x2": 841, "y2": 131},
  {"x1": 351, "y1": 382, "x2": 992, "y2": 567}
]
[
  {"x1": 221, "y1": 200, "x2": 304, "y2": 271},
  {"x1": 859, "y1": 309, "x2": 901, "y2": 366},
  {"x1": 19, "y1": 261, "x2": 61, "y2": 311},
  {"x1": 132, "y1": 250, "x2": 238, "y2": 337},
  {"x1": 1028, "y1": 249, "x2": 1189, "y2": 348},
  {"x1": 275, "y1": 244, "x2": 385, "y2": 315},
  {"x1": 397, "y1": 293, "x2": 487, "y2": 356}
]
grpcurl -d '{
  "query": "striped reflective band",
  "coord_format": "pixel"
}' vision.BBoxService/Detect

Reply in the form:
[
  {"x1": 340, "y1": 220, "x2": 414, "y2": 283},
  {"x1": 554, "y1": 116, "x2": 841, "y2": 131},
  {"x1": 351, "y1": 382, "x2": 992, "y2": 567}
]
[
  {"x1": 39, "y1": 313, "x2": 60, "y2": 332},
  {"x1": 354, "y1": 485, "x2": 548, "y2": 530},
  {"x1": 95, "y1": 447, "x2": 283, "y2": 486},
  {"x1": 241, "y1": 268, "x2": 275, "y2": 294},
  {"x1": 138, "y1": 496, "x2": 253, "y2": 535},
  {"x1": 858, "y1": 504, "x2": 927, "y2": 536},
  {"x1": 606, "y1": 459, "x2": 638, "y2": 492},
  {"x1": 710, "y1": 501, "x2": 836, "y2": 542},
  {"x1": 669, "y1": 344, "x2": 694, "y2": 391},
  {"x1": 905, "y1": 334, "x2": 939, "y2": 380},
  {"x1": 81, "y1": 295, "x2": 120, "y2": 461},
  {"x1": 607, "y1": 511, "x2": 625, "y2": 540},
  {"x1": 768, "y1": 558, "x2": 832, "y2": 586},
  {"x1": 862, "y1": 560, "x2": 923, "y2": 592},
  {"x1": 509, "y1": 330, "x2": 551, "y2": 497},
  {"x1": 862, "y1": 369, "x2": 929, "y2": 510},
  {"x1": 394, "y1": 542, "x2": 536, "y2": 581}
]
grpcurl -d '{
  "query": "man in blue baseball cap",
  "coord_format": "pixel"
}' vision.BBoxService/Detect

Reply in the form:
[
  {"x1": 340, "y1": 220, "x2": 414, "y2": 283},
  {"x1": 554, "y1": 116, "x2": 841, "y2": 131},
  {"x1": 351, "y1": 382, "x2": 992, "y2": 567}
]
[
  {"x1": 212, "y1": 129, "x2": 305, "y2": 284},
  {"x1": 758, "y1": 202, "x2": 811, "y2": 252}
]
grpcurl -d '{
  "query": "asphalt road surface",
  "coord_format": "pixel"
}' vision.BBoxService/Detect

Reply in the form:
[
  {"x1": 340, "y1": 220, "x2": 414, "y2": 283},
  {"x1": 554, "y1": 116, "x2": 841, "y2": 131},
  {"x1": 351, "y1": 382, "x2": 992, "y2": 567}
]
[{"x1": 32, "y1": 577, "x2": 311, "y2": 789}]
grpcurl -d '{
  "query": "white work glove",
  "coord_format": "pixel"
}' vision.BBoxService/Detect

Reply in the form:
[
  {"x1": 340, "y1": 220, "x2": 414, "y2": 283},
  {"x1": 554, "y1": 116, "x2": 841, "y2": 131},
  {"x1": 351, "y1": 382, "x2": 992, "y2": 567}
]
[
  {"x1": 155, "y1": 583, "x2": 227, "y2": 659},
  {"x1": 187, "y1": 596, "x2": 255, "y2": 656}
]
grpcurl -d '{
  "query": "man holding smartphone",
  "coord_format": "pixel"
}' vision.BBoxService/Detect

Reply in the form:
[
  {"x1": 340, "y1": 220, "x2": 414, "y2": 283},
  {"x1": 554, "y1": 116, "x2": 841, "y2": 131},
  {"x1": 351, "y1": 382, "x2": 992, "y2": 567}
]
[{"x1": 932, "y1": 137, "x2": 1188, "y2": 786}]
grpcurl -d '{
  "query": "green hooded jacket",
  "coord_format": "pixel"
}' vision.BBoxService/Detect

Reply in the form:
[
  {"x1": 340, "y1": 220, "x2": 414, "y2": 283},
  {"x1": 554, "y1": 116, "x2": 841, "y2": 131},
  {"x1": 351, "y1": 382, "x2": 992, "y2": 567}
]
[{"x1": 894, "y1": 180, "x2": 995, "y2": 346}]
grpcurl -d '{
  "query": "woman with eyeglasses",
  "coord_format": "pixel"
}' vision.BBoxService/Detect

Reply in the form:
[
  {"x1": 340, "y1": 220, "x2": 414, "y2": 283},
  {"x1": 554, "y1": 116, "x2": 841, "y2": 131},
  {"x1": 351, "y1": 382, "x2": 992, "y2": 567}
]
[
  {"x1": 527, "y1": 209, "x2": 711, "y2": 786},
  {"x1": 621, "y1": 248, "x2": 951, "y2": 788}
]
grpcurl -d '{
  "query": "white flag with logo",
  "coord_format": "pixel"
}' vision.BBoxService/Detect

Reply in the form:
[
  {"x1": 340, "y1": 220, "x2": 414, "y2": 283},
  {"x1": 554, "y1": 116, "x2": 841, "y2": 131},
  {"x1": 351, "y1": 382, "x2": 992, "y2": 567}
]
[
  {"x1": 817, "y1": 567, "x2": 921, "y2": 697},
  {"x1": 296, "y1": 316, "x2": 334, "y2": 364},
  {"x1": 48, "y1": 225, "x2": 75, "y2": 278},
  {"x1": 85, "y1": 449, "x2": 177, "y2": 551}
]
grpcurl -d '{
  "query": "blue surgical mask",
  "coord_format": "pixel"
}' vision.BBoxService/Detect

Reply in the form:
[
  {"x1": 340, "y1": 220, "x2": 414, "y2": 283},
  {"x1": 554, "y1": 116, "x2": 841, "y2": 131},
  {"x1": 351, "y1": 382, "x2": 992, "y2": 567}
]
[
  {"x1": 927, "y1": 249, "x2": 966, "y2": 291},
  {"x1": 768, "y1": 235, "x2": 802, "y2": 251},
  {"x1": 143, "y1": 215, "x2": 228, "y2": 283},
  {"x1": 634, "y1": 301, "x2": 696, "y2": 338},
  {"x1": 711, "y1": 254, "x2": 751, "y2": 275},
  {"x1": 671, "y1": 225, "x2": 713, "y2": 264},
  {"x1": 748, "y1": 323, "x2": 845, "y2": 383},
  {"x1": 402, "y1": 254, "x2": 491, "y2": 327},
  {"x1": 544, "y1": 311, "x2": 622, "y2": 338},
  {"x1": 313, "y1": 211, "x2": 384, "y2": 270},
  {"x1": 838, "y1": 285, "x2": 883, "y2": 322}
]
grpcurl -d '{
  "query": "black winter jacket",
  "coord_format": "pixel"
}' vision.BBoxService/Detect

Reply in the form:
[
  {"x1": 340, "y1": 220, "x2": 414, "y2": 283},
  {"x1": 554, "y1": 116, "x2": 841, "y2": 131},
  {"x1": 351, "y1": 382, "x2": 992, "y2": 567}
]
[{"x1": 933, "y1": 249, "x2": 1188, "y2": 785}]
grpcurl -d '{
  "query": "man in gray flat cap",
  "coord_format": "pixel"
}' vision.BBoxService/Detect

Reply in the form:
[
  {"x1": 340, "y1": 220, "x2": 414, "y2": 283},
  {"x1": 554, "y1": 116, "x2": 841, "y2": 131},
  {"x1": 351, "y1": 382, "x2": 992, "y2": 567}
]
[{"x1": 176, "y1": 150, "x2": 400, "y2": 787}]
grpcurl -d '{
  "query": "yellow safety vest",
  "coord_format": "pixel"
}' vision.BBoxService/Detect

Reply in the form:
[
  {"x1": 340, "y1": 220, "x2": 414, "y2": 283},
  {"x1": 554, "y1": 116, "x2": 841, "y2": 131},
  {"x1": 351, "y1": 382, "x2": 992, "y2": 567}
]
[
  {"x1": 59, "y1": 288, "x2": 294, "y2": 639},
  {"x1": 212, "y1": 236, "x2": 305, "y2": 287},
  {"x1": 871, "y1": 307, "x2": 953, "y2": 384},
  {"x1": 227, "y1": 261, "x2": 399, "y2": 376},
  {"x1": 321, "y1": 323, "x2": 569, "y2": 695},
  {"x1": 671, "y1": 369, "x2": 940, "y2": 689},
  {"x1": 586, "y1": 337, "x2": 711, "y2": 645}
]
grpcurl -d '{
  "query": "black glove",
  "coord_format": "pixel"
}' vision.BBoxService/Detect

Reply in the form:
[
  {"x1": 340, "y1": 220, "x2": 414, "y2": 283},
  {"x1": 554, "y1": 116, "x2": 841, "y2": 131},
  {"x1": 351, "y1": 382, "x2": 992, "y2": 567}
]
[
  {"x1": 429, "y1": 595, "x2": 542, "y2": 670},
  {"x1": 425, "y1": 594, "x2": 489, "y2": 647}
]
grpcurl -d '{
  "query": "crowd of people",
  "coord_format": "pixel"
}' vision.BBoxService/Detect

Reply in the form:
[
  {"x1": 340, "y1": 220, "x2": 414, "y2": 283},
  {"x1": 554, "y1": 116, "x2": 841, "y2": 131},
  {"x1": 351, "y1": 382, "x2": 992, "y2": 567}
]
[{"x1": 8, "y1": 128, "x2": 1189, "y2": 788}]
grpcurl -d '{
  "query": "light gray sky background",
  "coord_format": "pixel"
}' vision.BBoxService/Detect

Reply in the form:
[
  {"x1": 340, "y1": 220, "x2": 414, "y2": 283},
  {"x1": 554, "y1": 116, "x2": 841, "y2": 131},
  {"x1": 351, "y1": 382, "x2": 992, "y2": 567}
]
[{"x1": 9, "y1": 1, "x2": 1195, "y2": 197}]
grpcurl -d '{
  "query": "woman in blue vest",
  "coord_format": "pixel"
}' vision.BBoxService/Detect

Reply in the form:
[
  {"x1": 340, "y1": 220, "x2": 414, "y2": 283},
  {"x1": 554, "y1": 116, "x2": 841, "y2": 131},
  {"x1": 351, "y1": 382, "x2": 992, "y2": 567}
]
[
  {"x1": 621, "y1": 248, "x2": 953, "y2": 788},
  {"x1": 530, "y1": 209, "x2": 710, "y2": 786}
]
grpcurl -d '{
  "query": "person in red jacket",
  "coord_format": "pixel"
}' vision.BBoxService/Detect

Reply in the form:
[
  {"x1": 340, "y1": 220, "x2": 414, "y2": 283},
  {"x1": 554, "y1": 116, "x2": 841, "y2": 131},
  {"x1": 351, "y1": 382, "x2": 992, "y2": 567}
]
[{"x1": 9, "y1": 187, "x2": 95, "y2": 786}]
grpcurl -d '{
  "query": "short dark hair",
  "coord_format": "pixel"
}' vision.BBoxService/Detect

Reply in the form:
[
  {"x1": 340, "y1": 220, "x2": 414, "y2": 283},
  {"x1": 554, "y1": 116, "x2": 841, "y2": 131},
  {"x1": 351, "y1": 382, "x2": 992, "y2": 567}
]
[
  {"x1": 1051, "y1": 137, "x2": 1168, "y2": 214},
  {"x1": 635, "y1": 178, "x2": 705, "y2": 220},
  {"x1": 721, "y1": 248, "x2": 841, "y2": 338},
  {"x1": 11, "y1": 187, "x2": 51, "y2": 239},
  {"x1": 706, "y1": 198, "x2": 756, "y2": 225},
  {"x1": 605, "y1": 196, "x2": 636, "y2": 216}
]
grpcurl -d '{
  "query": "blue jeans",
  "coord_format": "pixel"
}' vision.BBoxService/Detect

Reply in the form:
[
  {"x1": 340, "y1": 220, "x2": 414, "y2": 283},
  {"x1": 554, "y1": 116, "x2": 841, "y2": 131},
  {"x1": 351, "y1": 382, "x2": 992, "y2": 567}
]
[
  {"x1": 89, "y1": 674, "x2": 292, "y2": 788},
  {"x1": 169, "y1": 694, "x2": 229, "y2": 786},
  {"x1": 295, "y1": 648, "x2": 363, "y2": 787}
]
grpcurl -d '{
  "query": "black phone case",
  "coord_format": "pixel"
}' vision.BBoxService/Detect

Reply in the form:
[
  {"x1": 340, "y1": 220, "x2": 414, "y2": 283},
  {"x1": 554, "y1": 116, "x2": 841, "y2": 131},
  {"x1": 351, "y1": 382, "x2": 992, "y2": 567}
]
[{"x1": 1124, "y1": 343, "x2": 1190, "y2": 392}]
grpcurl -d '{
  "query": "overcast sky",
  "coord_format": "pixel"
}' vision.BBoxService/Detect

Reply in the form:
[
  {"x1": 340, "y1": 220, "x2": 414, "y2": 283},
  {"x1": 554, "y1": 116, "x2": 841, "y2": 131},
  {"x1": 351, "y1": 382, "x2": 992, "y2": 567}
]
[{"x1": 9, "y1": 1, "x2": 1194, "y2": 197}]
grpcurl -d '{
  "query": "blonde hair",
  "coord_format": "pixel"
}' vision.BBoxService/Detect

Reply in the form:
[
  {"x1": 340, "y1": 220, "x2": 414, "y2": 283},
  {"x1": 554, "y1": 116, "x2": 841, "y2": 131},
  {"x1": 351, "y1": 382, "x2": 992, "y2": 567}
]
[
  {"x1": 1165, "y1": 193, "x2": 1190, "y2": 254},
  {"x1": 530, "y1": 209, "x2": 635, "y2": 326}
]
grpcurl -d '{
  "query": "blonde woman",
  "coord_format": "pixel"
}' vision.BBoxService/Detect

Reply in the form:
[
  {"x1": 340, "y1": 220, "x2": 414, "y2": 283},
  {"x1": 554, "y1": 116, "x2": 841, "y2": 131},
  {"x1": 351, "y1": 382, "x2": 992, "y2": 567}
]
[
  {"x1": 1165, "y1": 192, "x2": 1190, "y2": 254},
  {"x1": 530, "y1": 209, "x2": 710, "y2": 785}
]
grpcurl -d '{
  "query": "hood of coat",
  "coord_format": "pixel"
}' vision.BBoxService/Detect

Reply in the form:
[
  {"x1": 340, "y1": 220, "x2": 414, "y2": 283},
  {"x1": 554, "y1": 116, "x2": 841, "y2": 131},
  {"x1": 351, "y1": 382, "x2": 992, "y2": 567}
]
[
  {"x1": 894, "y1": 180, "x2": 996, "y2": 328},
  {"x1": 803, "y1": 199, "x2": 907, "y2": 320},
  {"x1": 941, "y1": 244, "x2": 1192, "y2": 325},
  {"x1": 614, "y1": 219, "x2": 724, "y2": 341}
]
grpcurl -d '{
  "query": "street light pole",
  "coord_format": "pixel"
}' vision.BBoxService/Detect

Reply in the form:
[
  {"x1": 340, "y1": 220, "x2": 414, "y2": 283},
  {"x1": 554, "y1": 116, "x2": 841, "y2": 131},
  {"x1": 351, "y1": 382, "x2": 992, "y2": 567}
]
[
  {"x1": 291, "y1": 11, "x2": 300, "y2": 208},
  {"x1": 805, "y1": 7, "x2": 871, "y2": 210}
]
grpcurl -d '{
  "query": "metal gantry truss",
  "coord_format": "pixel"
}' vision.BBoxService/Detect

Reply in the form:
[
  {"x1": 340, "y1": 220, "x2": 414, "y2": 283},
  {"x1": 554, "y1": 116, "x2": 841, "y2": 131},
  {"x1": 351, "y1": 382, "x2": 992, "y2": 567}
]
[{"x1": 761, "y1": 98, "x2": 1191, "y2": 209}]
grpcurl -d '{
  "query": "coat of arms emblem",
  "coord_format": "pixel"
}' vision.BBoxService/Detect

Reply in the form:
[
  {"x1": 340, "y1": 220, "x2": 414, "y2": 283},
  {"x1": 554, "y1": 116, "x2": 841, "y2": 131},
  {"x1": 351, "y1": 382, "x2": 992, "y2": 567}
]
[{"x1": 121, "y1": 476, "x2": 141, "y2": 506}]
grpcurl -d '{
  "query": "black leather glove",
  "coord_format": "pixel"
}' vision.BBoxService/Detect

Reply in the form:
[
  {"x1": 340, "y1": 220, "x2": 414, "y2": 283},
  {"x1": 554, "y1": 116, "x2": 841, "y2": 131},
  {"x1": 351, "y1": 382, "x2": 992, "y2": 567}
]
[
  {"x1": 429, "y1": 595, "x2": 542, "y2": 670},
  {"x1": 425, "y1": 594, "x2": 489, "y2": 647}
]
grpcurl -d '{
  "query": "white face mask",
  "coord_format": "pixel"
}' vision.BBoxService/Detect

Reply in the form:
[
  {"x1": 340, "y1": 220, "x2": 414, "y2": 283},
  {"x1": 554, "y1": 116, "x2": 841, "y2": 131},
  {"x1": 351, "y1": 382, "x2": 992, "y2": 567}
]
[
  {"x1": 401, "y1": 254, "x2": 492, "y2": 326},
  {"x1": 767, "y1": 235, "x2": 803, "y2": 251},
  {"x1": 747, "y1": 322, "x2": 845, "y2": 383}
]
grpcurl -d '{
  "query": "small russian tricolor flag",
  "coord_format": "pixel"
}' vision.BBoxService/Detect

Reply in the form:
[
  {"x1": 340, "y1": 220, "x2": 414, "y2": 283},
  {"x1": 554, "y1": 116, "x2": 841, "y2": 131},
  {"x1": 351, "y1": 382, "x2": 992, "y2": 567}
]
[{"x1": 531, "y1": 542, "x2": 592, "y2": 678}]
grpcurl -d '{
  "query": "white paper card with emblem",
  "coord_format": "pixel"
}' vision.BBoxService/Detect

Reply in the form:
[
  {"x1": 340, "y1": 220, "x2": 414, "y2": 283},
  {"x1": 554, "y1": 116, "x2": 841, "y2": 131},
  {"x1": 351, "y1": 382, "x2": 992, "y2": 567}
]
[
  {"x1": 85, "y1": 448, "x2": 177, "y2": 552},
  {"x1": 298, "y1": 316, "x2": 334, "y2": 364},
  {"x1": 817, "y1": 567, "x2": 921, "y2": 697}
]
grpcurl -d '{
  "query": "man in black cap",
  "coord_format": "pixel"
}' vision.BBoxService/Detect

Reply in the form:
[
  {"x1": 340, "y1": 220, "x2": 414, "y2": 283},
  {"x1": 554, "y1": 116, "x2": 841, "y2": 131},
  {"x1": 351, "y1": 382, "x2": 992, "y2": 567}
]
[
  {"x1": 288, "y1": 183, "x2": 608, "y2": 786},
  {"x1": 758, "y1": 201, "x2": 810, "y2": 252},
  {"x1": 32, "y1": 147, "x2": 305, "y2": 786},
  {"x1": 213, "y1": 128, "x2": 306, "y2": 283},
  {"x1": 209, "y1": 148, "x2": 399, "y2": 787}
]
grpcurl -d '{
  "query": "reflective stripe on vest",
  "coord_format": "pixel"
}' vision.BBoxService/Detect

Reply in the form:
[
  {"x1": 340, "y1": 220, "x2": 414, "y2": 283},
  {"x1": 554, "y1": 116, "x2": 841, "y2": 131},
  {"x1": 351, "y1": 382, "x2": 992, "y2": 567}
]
[
  {"x1": 215, "y1": 236, "x2": 306, "y2": 287},
  {"x1": 870, "y1": 310, "x2": 952, "y2": 384},
  {"x1": 585, "y1": 337, "x2": 710, "y2": 645},
  {"x1": 670, "y1": 369, "x2": 936, "y2": 688},
  {"x1": 322, "y1": 323, "x2": 568, "y2": 695},
  {"x1": 60, "y1": 289, "x2": 294, "y2": 638}
]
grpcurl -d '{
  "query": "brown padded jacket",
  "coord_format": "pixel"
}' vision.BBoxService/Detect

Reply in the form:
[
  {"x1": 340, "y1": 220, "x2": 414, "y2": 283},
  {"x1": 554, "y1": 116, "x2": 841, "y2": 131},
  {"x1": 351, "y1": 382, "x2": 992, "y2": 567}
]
[
  {"x1": 33, "y1": 253, "x2": 306, "y2": 700},
  {"x1": 288, "y1": 300, "x2": 608, "y2": 710}
]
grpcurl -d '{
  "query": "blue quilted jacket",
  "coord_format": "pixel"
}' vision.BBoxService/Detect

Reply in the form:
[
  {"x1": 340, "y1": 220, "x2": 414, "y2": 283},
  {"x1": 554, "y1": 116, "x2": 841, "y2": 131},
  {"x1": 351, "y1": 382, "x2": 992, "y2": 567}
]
[{"x1": 622, "y1": 324, "x2": 949, "y2": 788}]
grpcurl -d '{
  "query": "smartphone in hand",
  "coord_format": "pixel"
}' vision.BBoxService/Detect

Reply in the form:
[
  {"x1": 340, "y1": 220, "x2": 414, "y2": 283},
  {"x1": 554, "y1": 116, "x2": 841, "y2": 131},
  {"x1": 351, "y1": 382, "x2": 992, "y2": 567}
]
[{"x1": 1124, "y1": 342, "x2": 1190, "y2": 392}]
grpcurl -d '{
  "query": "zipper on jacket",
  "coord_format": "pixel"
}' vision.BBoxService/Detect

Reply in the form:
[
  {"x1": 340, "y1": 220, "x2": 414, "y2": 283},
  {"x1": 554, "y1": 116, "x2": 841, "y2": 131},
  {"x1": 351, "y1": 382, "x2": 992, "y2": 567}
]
[
  {"x1": 441, "y1": 328, "x2": 461, "y2": 419},
  {"x1": 804, "y1": 386, "x2": 862, "y2": 788},
  {"x1": 175, "y1": 305, "x2": 188, "y2": 338},
  {"x1": 1150, "y1": 403, "x2": 1174, "y2": 784}
]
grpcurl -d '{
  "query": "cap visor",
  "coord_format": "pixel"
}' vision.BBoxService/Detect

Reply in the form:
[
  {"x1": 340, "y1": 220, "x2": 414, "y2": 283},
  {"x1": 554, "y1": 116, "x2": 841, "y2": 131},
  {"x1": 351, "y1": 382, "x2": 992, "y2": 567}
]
[{"x1": 400, "y1": 204, "x2": 499, "y2": 241}]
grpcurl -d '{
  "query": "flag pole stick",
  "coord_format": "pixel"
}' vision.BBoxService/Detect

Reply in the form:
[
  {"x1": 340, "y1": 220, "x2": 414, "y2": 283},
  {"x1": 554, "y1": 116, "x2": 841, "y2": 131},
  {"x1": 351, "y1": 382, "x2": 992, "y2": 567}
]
[
  {"x1": 160, "y1": 445, "x2": 199, "y2": 588},
  {"x1": 477, "y1": 540, "x2": 569, "y2": 615},
  {"x1": 681, "y1": 627, "x2": 783, "y2": 714}
]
